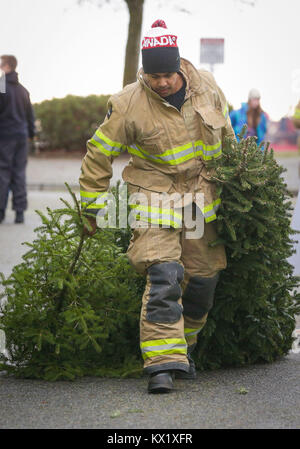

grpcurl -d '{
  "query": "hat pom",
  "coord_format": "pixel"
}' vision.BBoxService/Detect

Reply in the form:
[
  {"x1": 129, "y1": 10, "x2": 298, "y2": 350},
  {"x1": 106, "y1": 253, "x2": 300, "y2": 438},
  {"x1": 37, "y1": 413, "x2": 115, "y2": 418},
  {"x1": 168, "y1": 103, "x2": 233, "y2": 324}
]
[{"x1": 152, "y1": 19, "x2": 167, "y2": 29}]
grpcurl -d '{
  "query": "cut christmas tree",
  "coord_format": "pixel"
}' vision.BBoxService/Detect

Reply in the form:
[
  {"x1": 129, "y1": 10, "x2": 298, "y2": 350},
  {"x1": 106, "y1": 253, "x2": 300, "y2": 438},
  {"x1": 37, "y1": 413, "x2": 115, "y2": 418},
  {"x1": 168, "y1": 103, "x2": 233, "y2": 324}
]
[
  {"x1": 194, "y1": 129, "x2": 300, "y2": 369},
  {"x1": 0, "y1": 131, "x2": 299, "y2": 380}
]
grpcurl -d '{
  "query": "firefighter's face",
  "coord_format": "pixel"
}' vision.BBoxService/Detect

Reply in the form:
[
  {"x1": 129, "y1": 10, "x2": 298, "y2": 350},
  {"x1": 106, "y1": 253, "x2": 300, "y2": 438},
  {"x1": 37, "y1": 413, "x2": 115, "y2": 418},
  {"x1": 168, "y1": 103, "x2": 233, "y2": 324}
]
[{"x1": 147, "y1": 72, "x2": 183, "y2": 97}]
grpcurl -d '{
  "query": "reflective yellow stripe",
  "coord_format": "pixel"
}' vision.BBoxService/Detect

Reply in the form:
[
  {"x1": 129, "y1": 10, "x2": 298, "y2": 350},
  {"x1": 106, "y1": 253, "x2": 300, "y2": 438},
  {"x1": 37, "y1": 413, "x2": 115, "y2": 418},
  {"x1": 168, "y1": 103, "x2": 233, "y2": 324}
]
[
  {"x1": 127, "y1": 140, "x2": 222, "y2": 165},
  {"x1": 142, "y1": 348, "x2": 187, "y2": 360},
  {"x1": 141, "y1": 338, "x2": 185, "y2": 347},
  {"x1": 89, "y1": 138, "x2": 118, "y2": 157},
  {"x1": 130, "y1": 199, "x2": 221, "y2": 225},
  {"x1": 130, "y1": 204, "x2": 182, "y2": 220},
  {"x1": 80, "y1": 202, "x2": 106, "y2": 209},
  {"x1": 130, "y1": 204, "x2": 182, "y2": 228},
  {"x1": 80, "y1": 190, "x2": 107, "y2": 199},
  {"x1": 96, "y1": 130, "x2": 124, "y2": 150},
  {"x1": 89, "y1": 130, "x2": 126, "y2": 157},
  {"x1": 201, "y1": 198, "x2": 221, "y2": 223},
  {"x1": 205, "y1": 215, "x2": 216, "y2": 223},
  {"x1": 80, "y1": 191, "x2": 108, "y2": 210},
  {"x1": 184, "y1": 328, "x2": 202, "y2": 337},
  {"x1": 127, "y1": 143, "x2": 194, "y2": 165},
  {"x1": 203, "y1": 198, "x2": 221, "y2": 213},
  {"x1": 141, "y1": 338, "x2": 187, "y2": 360},
  {"x1": 294, "y1": 108, "x2": 300, "y2": 119},
  {"x1": 194, "y1": 140, "x2": 222, "y2": 160}
]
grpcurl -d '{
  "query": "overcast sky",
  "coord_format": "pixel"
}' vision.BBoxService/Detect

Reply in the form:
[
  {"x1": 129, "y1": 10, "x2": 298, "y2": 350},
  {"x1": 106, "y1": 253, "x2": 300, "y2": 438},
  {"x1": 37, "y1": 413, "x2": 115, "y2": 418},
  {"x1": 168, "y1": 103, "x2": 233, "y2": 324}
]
[{"x1": 1, "y1": 0, "x2": 299, "y2": 121}]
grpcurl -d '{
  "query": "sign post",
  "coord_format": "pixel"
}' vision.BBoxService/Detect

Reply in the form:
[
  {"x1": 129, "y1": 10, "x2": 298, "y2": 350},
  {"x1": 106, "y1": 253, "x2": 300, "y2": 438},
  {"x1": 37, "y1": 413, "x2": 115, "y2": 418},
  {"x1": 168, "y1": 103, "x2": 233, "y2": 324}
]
[{"x1": 200, "y1": 38, "x2": 224, "y2": 74}]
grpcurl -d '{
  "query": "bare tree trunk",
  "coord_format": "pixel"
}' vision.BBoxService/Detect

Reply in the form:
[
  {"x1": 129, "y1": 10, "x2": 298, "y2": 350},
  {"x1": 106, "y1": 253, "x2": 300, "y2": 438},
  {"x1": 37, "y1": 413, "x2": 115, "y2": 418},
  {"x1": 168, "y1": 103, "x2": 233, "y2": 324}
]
[{"x1": 123, "y1": 0, "x2": 144, "y2": 87}]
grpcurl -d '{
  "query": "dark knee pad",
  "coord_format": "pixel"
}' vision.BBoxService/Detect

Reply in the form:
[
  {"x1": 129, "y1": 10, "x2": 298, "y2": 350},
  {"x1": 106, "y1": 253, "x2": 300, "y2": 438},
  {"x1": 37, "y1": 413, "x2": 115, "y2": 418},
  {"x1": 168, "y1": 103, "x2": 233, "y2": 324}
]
[
  {"x1": 182, "y1": 274, "x2": 219, "y2": 320},
  {"x1": 146, "y1": 262, "x2": 184, "y2": 323}
]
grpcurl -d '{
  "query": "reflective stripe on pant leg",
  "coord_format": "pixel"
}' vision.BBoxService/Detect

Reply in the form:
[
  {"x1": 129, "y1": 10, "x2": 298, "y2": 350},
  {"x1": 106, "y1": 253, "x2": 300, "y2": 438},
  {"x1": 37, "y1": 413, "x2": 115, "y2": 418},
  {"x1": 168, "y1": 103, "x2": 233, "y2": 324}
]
[
  {"x1": 183, "y1": 314, "x2": 208, "y2": 346},
  {"x1": 141, "y1": 338, "x2": 187, "y2": 360},
  {"x1": 140, "y1": 262, "x2": 189, "y2": 375}
]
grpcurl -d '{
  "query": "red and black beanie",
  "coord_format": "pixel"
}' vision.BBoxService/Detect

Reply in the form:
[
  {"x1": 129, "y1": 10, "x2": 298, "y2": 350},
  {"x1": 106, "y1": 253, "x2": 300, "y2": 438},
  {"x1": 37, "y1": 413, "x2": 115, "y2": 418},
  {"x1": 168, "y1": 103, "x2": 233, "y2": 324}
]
[{"x1": 141, "y1": 19, "x2": 180, "y2": 74}]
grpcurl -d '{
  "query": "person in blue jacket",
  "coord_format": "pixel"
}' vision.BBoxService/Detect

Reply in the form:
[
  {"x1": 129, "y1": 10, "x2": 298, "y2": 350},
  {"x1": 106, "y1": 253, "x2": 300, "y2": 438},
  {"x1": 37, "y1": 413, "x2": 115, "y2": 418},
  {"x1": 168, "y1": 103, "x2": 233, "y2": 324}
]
[
  {"x1": 230, "y1": 88, "x2": 268, "y2": 146},
  {"x1": 0, "y1": 55, "x2": 35, "y2": 224}
]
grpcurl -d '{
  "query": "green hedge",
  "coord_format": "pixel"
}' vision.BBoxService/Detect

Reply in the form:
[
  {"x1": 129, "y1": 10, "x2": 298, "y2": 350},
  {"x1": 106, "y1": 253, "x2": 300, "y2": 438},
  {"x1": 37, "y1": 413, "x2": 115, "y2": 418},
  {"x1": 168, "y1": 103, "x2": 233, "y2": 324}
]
[
  {"x1": 33, "y1": 95, "x2": 234, "y2": 153},
  {"x1": 33, "y1": 94, "x2": 110, "y2": 151}
]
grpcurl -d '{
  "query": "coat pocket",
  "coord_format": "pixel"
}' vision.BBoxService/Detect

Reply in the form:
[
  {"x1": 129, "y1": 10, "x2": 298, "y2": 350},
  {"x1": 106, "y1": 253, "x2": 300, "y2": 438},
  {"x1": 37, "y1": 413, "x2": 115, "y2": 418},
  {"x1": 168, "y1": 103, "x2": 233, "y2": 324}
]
[
  {"x1": 195, "y1": 105, "x2": 226, "y2": 130},
  {"x1": 137, "y1": 128, "x2": 163, "y2": 155},
  {"x1": 122, "y1": 166, "x2": 173, "y2": 193}
]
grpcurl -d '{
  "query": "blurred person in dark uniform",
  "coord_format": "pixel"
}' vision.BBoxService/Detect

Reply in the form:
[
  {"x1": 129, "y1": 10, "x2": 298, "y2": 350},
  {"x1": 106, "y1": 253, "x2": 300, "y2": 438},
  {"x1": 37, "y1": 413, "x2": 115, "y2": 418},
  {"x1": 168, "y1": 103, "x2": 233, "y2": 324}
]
[{"x1": 0, "y1": 55, "x2": 35, "y2": 223}]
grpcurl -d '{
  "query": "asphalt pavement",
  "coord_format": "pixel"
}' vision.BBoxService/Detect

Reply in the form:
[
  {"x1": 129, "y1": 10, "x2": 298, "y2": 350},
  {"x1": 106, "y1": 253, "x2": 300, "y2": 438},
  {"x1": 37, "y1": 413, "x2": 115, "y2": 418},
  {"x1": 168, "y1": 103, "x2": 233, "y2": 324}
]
[
  {"x1": 0, "y1": 154, "x2": 299, "y2": 430},
  {"x1": 0, "y1": 353, "x2": 299, "y2": 429}
]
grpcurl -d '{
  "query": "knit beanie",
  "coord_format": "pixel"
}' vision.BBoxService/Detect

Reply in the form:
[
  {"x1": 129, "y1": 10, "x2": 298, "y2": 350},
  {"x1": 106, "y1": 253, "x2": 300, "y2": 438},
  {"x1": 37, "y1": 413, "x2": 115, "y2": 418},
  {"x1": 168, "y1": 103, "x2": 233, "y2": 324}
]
[
  {"x1": 141, "y1": 19, "x2": 180, "y2": 74},
  {"x1": 248, "y1": 88, "x2": 261, "y2": 100}
]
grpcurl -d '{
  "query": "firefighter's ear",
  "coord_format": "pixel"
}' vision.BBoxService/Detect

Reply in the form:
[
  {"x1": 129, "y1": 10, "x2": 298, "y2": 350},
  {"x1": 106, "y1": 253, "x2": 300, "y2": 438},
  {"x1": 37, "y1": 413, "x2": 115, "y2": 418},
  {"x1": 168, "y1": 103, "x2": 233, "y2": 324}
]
[{"x1": 106, "y1": 105, "x2": 112, "y2": 119}]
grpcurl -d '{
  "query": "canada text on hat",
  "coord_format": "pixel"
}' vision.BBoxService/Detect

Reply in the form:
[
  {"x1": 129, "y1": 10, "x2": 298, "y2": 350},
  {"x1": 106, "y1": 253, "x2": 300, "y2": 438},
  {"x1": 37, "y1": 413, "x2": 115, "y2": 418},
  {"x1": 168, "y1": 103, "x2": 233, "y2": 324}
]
[{"x1": 142, "y1": 20, "x2": 178, "y2": 50}]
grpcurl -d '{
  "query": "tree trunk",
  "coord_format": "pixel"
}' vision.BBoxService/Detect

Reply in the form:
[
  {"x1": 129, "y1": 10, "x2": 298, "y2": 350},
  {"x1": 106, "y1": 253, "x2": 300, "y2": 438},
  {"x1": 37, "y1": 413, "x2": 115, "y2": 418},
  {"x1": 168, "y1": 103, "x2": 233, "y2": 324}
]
[{"x1": 123, "y1": 0, "x2": 144, "y2": 87}]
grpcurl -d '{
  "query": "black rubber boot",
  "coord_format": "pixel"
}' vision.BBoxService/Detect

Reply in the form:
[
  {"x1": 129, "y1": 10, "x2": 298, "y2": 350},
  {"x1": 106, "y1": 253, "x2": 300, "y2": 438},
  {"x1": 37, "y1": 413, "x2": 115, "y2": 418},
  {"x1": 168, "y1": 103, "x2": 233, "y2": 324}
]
[
  {"x1": 176, "y1": 344, "x2": 197, "y2": 380},
  {"x1": 148, "y1": 371, "x2": 174, "y2": 394},
  {"x1": 15, "y1": 211, "x2": 24, "y2": 224},
  {"x1": 175, "y1": 353, "x2": 196, "y2": 379},
  {"x1": 0, "y1": 210, "x2": 5, "y2": 224}
]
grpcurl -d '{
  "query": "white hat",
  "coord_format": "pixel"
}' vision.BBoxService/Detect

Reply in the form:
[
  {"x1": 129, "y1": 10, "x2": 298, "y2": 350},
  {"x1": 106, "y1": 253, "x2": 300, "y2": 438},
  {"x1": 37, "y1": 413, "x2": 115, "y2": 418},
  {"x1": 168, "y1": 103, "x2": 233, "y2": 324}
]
[{"x1": 248, "y1": 88, "x2": 261, "y2": 100}]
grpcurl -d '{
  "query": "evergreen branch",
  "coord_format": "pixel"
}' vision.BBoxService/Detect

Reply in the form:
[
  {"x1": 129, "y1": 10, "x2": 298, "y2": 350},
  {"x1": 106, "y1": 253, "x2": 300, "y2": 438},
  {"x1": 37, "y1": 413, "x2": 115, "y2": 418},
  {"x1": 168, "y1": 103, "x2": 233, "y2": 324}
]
[
  {"x1": 68, "y1": 231, "x2": 86, "y2": 276},
  {"x1": 64, "y1": 183, "x2": 82, "y2": 217}
]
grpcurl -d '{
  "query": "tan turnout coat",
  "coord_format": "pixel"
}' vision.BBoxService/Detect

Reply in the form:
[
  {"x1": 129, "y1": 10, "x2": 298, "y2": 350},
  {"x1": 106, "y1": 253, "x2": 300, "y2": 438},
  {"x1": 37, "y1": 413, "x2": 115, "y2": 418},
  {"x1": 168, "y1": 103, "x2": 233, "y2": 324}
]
[{"x1": 79, "y1": 58, "x2": 235, "y2": 226}]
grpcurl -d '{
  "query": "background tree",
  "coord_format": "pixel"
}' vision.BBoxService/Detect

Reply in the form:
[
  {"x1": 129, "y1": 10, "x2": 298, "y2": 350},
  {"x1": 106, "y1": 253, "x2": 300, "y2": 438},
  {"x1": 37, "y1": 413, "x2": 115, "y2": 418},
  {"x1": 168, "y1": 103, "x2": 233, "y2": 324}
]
[
  {"x1": 122, "y1": 0, "x2": 144, "y2": 87},
  {"x1": 78, "y1": 0, "x2": 256, "y2": 87},
  {"x1": 78, "y1": 0, "x2": 145, "y2": 87}
]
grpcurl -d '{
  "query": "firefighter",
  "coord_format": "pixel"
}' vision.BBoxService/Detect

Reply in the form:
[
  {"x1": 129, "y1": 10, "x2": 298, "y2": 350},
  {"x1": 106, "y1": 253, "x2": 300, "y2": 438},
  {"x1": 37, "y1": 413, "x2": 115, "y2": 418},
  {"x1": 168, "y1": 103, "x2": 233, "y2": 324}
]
[
  {"x1": 79, "y1": 20, "x2": 235, "y2": 393},
  {"x1": 0, "y1": 55, "x2": 35, "y2": 224}
]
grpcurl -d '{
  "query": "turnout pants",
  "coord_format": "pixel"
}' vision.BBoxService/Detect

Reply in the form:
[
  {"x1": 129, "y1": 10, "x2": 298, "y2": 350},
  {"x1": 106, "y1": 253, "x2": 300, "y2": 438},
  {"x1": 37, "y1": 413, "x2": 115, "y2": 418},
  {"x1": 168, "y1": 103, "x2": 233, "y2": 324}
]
[
  {"x1": 0, "y1": 138, "x2": 28, "y2": 212},
  {"x1": 127, "y1": 205, "x2": 227, "y2": 374}
]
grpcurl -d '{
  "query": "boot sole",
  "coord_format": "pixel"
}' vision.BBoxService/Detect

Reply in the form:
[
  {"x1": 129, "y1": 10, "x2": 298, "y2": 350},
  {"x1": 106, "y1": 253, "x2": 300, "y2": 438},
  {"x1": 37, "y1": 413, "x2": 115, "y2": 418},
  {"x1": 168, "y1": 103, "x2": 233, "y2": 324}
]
[
  {"x1": 148, "y1": 372, "x2": 174, "y2": 394},
  {"x1": 175, "y1": 372, "x2": 196, "y2": 380},
  {"x1": 148, "y1": 385, "x2": 173, "y2": 394}
]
